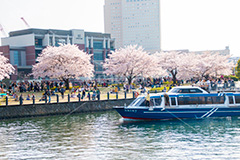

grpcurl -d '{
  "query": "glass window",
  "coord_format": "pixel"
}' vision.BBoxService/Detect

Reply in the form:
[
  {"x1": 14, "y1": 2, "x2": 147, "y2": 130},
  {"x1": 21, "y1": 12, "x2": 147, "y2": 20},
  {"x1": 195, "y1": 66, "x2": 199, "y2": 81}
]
[
  {"x1": 212, "y1": 96, "x2": 225, "y2": 104},
  {"x1": 189, "y1": 89, "x2": 202, "y2": 93},
  {"x1": 198, "y1": 97, "x2": 212, "y2": 104},
  {"x1": 55, "y1": 38, "x2": 66, "y2": 46},
  {"x1": 13, "y1": 51, "x2": 21, "y2": 66},
  {"x1": 94, "y1": 63, "x2": 103, "y2": 71},
  {"x1": 139, "y1": 100, "x2": 147, "y2": 106},
  {"x1": 188, "y1": 97, "x2": 199, "y2": 104},
  {"x1": 130, "y1": 97, "x2": 144, "y2": 106},
  {"x1": 94, "y1": 52, "x2": 103, "y2": 61},
  {"x1": 35, "y1": 38, "x2": 43, "y2": 47},
  {"x1": 154, "y1": 98, "x2": 161, "y2": 106},
  {"x1": 229, "y1": 96, "x2": 234, "y2": 104},
  {"x1": 35, "y1": 50, "x2": 42, "y2": 60},
  {"x1": 179, "y1": 89, "x2": 190, "y2": 93},
  {"x1": 178, "y1": 96, "x2": 216, "y2": 105},
  {"x1": 93, "y1": 41, "x2": 103, "y2": 49},
  {"x1": 150, "y1": 99, "x2": 154, "y2": 106},
  {"x1": 171, "y1": 97, "x2": 176, "y2": 105},
  {"x1": 178, "y1": 97, "x2": 188, "y2": 105},
  {"x1": 235, "y1": 96, "x2": 240, "y2": 103}
]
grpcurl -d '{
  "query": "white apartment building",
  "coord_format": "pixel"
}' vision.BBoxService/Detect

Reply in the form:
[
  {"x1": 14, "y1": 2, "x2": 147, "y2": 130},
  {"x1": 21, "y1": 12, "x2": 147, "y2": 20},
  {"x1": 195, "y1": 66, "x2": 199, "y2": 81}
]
[{"x1": 104, "y1": 0, "x2": 161, "y2": 53}]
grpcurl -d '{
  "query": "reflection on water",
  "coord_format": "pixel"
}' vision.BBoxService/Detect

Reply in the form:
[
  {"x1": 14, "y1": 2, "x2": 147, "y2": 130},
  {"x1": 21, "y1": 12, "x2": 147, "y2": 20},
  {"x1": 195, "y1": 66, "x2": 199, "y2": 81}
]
[{"x1": 0, "y1": 110, "x2": 240, "y2": 159}]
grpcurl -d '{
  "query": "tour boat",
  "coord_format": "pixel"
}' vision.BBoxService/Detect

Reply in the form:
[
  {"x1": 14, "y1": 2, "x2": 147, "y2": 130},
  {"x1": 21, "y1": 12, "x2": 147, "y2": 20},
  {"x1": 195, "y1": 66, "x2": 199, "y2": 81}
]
[{"x1": 114, "y1": 86, "x2": 240, "y2": 120}]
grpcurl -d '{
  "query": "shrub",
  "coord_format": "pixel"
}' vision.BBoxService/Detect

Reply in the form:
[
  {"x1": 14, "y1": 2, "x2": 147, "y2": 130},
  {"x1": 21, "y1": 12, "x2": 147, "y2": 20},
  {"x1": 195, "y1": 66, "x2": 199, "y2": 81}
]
[
  {"x1": 111, "y1": 84, "x2": 124, "y2": 87},
  {"x1": 149, "y1": 87, "x2": 170, "y2": 92},
  {"x1": 162, "y1": 81, "x2": 173, "y2": 85},
  {"x1": 224, "y1": 75, "x2": 239, "y2": 81}
]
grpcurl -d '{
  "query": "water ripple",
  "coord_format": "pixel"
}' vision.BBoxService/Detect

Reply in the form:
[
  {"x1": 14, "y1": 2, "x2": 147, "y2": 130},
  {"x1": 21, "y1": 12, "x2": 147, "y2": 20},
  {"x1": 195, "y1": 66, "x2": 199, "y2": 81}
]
[{"x1": 1, "y1": 111, "x2": 240, "y2": 159}]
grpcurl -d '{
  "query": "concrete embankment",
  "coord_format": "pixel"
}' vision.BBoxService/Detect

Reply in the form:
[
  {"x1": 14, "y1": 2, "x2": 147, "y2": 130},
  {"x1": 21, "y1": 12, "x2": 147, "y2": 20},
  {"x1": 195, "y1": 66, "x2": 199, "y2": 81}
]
[{"x1": 0, "y1": 99, "x2": 134, "y2": 120}]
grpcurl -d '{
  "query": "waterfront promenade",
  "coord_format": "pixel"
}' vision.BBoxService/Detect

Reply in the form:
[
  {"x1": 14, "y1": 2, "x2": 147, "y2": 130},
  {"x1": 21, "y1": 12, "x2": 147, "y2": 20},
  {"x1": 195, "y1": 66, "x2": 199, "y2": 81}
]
[
  {"x1": 0, "y1": 89, "x2": 137, "y2": 106},
  {"x1": 1, "y1": 80, "x2": 240, "y2": 106}
]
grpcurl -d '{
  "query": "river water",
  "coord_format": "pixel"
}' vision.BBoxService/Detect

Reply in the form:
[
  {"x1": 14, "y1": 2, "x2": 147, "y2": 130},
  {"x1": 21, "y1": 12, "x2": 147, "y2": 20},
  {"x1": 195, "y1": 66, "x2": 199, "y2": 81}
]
[{"x1": 0, "y1": 110, "x2": 240, "y2": 160}]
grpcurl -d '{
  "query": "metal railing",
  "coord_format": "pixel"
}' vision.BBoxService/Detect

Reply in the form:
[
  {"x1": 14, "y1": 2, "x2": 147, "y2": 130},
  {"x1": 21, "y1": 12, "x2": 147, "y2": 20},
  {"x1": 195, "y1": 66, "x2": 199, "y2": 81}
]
[{"x1": 0, "y1": 91, "x2": 137, "y2": 106}]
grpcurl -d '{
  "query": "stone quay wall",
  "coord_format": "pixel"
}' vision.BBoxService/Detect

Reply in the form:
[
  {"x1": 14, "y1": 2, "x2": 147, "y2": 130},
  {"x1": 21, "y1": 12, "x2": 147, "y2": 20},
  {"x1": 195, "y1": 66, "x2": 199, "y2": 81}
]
[{"x1": 0, "y1": 99, "x2": 134, "y2": 120}]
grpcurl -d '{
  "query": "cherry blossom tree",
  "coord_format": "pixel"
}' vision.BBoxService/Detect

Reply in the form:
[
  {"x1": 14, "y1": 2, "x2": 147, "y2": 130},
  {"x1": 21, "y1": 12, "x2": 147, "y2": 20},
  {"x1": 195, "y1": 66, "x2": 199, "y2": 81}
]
[
  {"x1": 32, "y1": 44, "x2": 94, "y2": 89},
  {"x1": 155, "y1": 51, "x2": 234, "y2": 83},
  {"x1": 0, "y1": 52, "x2": 15, "y2": 81},
  {"x1": 154, "y1": 51, "x2": 193, "y2": 84},
  {"x1": 103, "y1": 45, "x2": 163, "y2": 85},
  {"x1": 190, "y1": 52, "x2": 234, "y2": 79},
  {"x1": 235, "y1": 59, "x2": 240, "y2": 79}
]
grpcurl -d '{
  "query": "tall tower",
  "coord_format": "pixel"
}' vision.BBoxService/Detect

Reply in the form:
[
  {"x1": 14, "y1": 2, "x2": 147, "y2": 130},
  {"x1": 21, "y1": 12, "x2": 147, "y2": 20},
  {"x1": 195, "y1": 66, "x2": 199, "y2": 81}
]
[{"x1": 104, "y1": 0, "x2": 161, "y2": 53}]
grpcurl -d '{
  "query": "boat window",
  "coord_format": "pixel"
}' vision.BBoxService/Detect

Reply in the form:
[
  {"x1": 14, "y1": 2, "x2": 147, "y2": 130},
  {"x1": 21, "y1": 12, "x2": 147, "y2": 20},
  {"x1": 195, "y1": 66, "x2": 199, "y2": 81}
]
[
  {"x1": 154, "y1": 98, "x2": 161, "y2": 106},
  {"x1": 177, "y1": 96, "x2": 225, "y2": 105},
  {"x1": 168, "y1": 88, "x2": 179, "y2": 93},
  {"x1": 171, "y1": 97, "x2": 176, "y2": 105},
  {"x1": 229, "y1": 96, "x2": 234, "y2": 104},
  {"x1": 188, "y1": 97, "x2": 199, "y2": 104},
  {"x1": 139, "y1": 100, "x2": 147, "y2": 106},
  {"x1": 179, "y1": 89, "x2": 189, "y2": 93},
  {"x1": 150, "y1": 99, "x2": 155, "y2": 106},
  {"x1": 139, "y1": 97, "x2": 161, "y2": 106},
  {"x1": 130, "y1": 97, "x2": 144, "y2": 106},
  {"x1": 178, "y1": 97, "x2": 200, "y2": 105},
  {"x1": 178, "y1": 97, "x2": 189, "y2": 105},
  {"x1": 211, "y1": 96, "x2": 225, "y2": 104},
  {"x1": 198, "y1": 97, "x2": 212, "y2": 104},
  {"x1": 235, "y1": 96, "x2": 240, "y2": 103},
  {"x1": 189, "y1": 89, "x2": 203, "y2": 93}
]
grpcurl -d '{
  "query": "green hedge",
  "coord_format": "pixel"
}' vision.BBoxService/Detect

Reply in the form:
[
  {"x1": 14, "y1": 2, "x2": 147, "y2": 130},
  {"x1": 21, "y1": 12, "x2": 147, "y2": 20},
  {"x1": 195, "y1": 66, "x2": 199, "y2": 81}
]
[
  {"x1": 149, "y1": 87, "x2": 170, "y2": 92},
  {"x1": 224, "y1": 75, "x2": 239, "y2": 81}
]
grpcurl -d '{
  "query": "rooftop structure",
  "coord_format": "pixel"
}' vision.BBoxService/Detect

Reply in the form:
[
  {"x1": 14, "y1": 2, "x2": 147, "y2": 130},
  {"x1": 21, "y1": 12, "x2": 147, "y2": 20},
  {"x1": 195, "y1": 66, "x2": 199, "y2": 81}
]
[
  {"x1": 104, "y1": 0, "x2": 161, "y2": 53},
  {"x1": 0, "y1": 28, "x2": 115, "y2": 80}
]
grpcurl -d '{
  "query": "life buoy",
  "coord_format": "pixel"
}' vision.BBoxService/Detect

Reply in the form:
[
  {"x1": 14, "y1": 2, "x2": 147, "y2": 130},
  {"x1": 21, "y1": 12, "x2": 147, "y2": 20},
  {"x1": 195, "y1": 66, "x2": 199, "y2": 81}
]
[{"x1": 135, "y1": 92, "x2": 139, "y2": 97}]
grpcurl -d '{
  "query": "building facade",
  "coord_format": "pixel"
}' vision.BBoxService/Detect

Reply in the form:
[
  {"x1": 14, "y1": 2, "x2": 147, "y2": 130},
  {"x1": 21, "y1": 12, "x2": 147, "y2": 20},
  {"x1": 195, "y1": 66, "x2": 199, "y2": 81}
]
[
  {"x1": 104, "y1": 0, "x2": 161, "y2": 53},
  {"x1": 164, "y1": 46, "x2": 231, "y2": 56},
  {"x1": 0, "y1": 28, "x2": 115, "y2": 80}
]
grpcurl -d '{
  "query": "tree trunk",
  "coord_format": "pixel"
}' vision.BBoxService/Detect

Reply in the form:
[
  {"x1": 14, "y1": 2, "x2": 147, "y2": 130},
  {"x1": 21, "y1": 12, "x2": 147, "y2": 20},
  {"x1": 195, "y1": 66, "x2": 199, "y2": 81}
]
[
  {"x1": 63, "y1": 78, "x2": 70, "y2": 90},
  {"x1": 127, "y1": 77, "x2": 132, "y2": 85},
  {"x1": 172, "y1": 74, "x2": 177, "y2": 84},
  {"x1": 170, "y1": 70, "x2": 177, "y2": 84}
]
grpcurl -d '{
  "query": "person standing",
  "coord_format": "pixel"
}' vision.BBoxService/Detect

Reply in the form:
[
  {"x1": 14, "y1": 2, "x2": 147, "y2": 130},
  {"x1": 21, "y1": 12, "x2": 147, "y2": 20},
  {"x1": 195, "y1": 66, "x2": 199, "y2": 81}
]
[
  {"x1": 87, "y1": 91, "x2": 91, "y2": 101},
  {"x1": 96, "y1": 88, "x2": 100, "y2": 100},
  {"x1": 146, "y1": 92, "x2": 150, "y2": 107},
  {"x1": 47, "y1": 89, "x2": 51, "y2": 103},
  {"x1": 81, "y1": 89, "x2": 86, "y2": 100},
  {"x1": 60, "y1": 87, "x2": 65, "y2": 99}
]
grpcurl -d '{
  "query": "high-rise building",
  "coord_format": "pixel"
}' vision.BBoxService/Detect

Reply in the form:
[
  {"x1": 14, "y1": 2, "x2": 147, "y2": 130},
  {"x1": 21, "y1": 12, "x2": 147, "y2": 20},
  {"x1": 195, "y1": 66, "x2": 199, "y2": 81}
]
[
  {"x1": 0, "y1": 28, "x2": 115, "y2": 80},
  {"x1": 104, "y1": 0, "x2": 161, "y2": 53}
]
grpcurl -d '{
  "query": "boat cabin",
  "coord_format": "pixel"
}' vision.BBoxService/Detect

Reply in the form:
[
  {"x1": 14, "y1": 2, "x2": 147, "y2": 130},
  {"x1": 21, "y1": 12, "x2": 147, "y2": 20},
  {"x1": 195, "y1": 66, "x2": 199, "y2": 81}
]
[{"x1": 129, "y1": 92, "x2": 240, "y2": 108}]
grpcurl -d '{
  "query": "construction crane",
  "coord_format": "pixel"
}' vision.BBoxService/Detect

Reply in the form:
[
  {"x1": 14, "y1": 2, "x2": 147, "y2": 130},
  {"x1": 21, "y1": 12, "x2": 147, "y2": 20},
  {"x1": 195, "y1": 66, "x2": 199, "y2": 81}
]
[
  {"x1": 0, "y1": 24, "x2": 7, "y2": 37},
  {"x1": 20, "y1": 17, "x2": 30, "y2": 28}
]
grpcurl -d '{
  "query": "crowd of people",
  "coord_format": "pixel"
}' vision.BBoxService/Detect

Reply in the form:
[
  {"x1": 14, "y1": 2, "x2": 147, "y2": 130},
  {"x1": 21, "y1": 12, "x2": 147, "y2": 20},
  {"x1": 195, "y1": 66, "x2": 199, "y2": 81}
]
[{"x1": 0, "y1": 76, "x2": 237, "y2": 104}]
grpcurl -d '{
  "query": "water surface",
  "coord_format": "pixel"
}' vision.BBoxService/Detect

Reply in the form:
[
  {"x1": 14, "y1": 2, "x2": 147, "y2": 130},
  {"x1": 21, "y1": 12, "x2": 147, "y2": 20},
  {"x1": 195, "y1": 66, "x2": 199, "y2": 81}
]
[{"x1": 0, "y1": 110, "x2": 240, "y2": 159}]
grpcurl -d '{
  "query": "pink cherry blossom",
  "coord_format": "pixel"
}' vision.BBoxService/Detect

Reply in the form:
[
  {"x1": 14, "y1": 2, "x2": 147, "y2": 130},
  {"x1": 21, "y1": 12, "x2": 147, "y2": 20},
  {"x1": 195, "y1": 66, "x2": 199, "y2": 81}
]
[
  {"x1": 155, "y1": 51, "x2": 234, "y2": 82},
  {"x1": 103, "y1": 45, "x2": 164, "y2": 84},
  {"x1": 32, "y1": 44, "x2": 94, "y2": 88},
  {"x1": 0, "y1": 52, "x2": 15, "y2": 80}
]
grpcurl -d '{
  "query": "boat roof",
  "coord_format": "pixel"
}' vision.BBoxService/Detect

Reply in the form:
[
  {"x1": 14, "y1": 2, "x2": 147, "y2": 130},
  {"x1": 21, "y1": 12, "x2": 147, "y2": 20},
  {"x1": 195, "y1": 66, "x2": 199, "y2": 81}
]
[
  {"x1": 139, "y1": 92, "x2": 240, "y2": 98},
  {"x1": 170, "y1": 86, "x2": 199, "y2": 88}
]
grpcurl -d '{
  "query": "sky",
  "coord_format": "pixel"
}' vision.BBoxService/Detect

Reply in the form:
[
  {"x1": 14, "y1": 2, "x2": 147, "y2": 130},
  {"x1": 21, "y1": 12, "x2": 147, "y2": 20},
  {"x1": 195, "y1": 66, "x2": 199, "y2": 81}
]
[{"x1": 0, "y1": 0, "x2": 240, "y2": 56}]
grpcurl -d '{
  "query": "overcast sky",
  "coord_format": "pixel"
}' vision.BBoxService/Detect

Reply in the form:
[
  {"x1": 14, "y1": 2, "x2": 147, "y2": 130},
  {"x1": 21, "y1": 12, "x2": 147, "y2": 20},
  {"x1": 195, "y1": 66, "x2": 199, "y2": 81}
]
[{"x1": 0, "y1": 0, "x2": 240, "y2": 56}]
